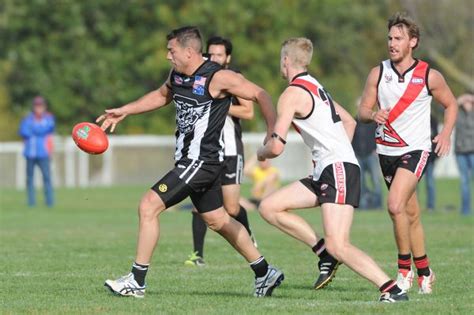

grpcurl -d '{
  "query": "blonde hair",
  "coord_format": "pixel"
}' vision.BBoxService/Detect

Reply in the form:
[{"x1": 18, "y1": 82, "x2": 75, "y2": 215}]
[{"x1": 281, "y1": 38, "x2": 313, "y2": 68}]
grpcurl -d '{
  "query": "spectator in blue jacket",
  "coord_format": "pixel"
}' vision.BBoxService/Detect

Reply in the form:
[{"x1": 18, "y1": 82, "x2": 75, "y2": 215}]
[{"x1": 18, "y1": 96, "x2": 55, "y2": 207}]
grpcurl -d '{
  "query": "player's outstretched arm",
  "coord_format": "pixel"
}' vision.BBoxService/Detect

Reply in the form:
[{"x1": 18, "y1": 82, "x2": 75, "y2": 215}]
[
  {"x1": 210, "y1": 70, "x2": 276, "y2": 138},
  {"x1": 257, "y1": 87, "x2": 298, "y2": 160},
  {"x1": 429, "y1": 69, "x2": 458, "y2": 157},
  {"x1": 96, "y1": 82, "x2": 172, "y2": 132}
]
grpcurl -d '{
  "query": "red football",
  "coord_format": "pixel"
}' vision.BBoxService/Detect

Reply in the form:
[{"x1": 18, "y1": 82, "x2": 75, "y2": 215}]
[{"x1": 72, "y1": 122, "x2": 109, "y2": 154}]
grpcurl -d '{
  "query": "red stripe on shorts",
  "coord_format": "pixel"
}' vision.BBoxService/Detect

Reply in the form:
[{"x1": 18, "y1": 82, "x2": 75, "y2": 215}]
[{"x1": 334, "y1": 162, "x2": 346, "y2": 204}]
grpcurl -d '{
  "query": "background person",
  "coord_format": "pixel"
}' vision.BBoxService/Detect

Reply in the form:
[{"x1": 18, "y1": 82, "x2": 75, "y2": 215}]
[
  {"x1": 424, "y1": 115, "x2": 439, "y2": 212},
  {"x1": 185, "y1": 36, "x2": 256, "y2": 266},
  {"x1": 18, "y1": 96, "x2": 55, "y2": 207},
  {"x1": 239, "y1": 154, "x2": 280, "y2": 211},
  {"x1": 352, "y1": 99, "x2": 382, "y2": 209},
  {"x1": 455, "y1": 93, "x2": 474, "y2": 216}
]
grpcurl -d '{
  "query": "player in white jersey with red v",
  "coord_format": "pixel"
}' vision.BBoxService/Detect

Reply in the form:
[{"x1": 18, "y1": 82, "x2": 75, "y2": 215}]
[
  {"x1": 358, "y1": 12, "x2": 457, "y2": 294},
  {"x1": 257, "y1": 37, "x2": 408, "y2": 302}
]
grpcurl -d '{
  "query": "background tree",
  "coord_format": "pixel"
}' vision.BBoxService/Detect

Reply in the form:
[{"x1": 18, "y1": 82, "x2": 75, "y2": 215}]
[{"x1": 1, "y1": 0, "x2": 471, "y2": 140}]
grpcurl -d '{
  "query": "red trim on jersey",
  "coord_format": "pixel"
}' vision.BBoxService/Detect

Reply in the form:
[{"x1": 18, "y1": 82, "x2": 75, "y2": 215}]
[
  {"x1": 375, "y1": 121, "x2": 408, "y2": 147},
  {"x1": 415, "y1": 151, "x2": 430, "y2": 179},
  {"x1": 291, "y1": 122, "x2": 301, "y2": 134},
  {"x1": 387, "y1": 61, "x2": 429, "y2": 124},
  {"x1": 334, "y1": 162, "x2": 346, "y2": 204},
  {"x1": 291, "y1": 78, "x2": 320, "y2": 98}
]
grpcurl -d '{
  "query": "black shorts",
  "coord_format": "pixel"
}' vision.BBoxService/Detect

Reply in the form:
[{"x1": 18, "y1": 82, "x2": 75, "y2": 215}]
[
  {"x1": 300, "y1": 162, "x2": 360, "y2": 208},
  {"x1": 151, "y1": 158, "x2": 224, "y2": 213},
  {"x1": 379, "y1": 150, "x2": 430, "y2": 188},
  {"x1": 221, "y1": 154, "x2": 244, "y2": 185}
]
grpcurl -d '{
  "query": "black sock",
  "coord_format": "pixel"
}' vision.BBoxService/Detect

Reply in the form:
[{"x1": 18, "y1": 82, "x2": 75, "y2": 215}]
[
  {"x1": 250, "y1": 256, "x2": 269, "y2": 278},
  {"x1": 131, "y1": 262, "x2": 149, "y2": 286},
  {"x1": 192, "y1": 212, "x2": 207, "y2": 258},
  {"x1": 233, "y1": 206, "x2": 252, "y2": 235},
  {"x1": 379, "y1": 280, "x2": 402, "y2": 294},
  {"x1": 312, "y1": 238, "x2": 329, "y2": 259},
  {"x1": 398, "y1": 253, "x2": 412, "y2": 270}
]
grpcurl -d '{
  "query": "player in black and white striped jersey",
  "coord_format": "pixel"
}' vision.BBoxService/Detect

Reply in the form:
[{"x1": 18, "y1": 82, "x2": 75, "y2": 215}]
[
  {"x1": 185, "y1": 36, "x2": 257, "y2": 267},
  {"x1": 99, "y1": 26, "x2": 283, "y2": 298}
]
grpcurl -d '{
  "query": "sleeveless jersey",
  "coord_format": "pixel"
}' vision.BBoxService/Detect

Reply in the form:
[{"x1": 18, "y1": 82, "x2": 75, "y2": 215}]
[
  {"x1": 222, "y1": 95, "x2": 244, "y2": 156},
  {"x1": 376, "y1": 59, "x2": 432, "y2": 155},
  {"x1": 290, "y1": 73, "x2": 359, "y2": 180},
  {"x1": 170, "y1": 60, "x2": 231, "y2": 162}
]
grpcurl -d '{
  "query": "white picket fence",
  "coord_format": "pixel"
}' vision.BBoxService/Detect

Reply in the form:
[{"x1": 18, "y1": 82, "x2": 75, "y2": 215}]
[{"x1": 0, "y1": 132, "x2": 459, "y2": 189}]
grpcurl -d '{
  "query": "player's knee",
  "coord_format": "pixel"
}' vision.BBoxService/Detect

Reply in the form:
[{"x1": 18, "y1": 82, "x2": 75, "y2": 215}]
[
  {"x1": 224, "y1": 202, "x2": 240, "y2": 217},
  {"x1": 406, "y1": 210, "x2": 420, "y2": 224},
  {"x1": 201, "y1": 209, "x2": 229, "y2": 232},
  {"x1": 138, "y1": 194, "x2": 164, "y2": 221},
  {"x1": 387, "y1": 198, "x2": 404, "y2": 216},
  {"x1": 206, "y1": 216, "x2": 228, "y2": 232},
  {"x1": 258, "y1": 199, "x2": 276, "y2": 223},
  {"x1": 324, "y1": 238, "x2": 346, "y2": 261}
]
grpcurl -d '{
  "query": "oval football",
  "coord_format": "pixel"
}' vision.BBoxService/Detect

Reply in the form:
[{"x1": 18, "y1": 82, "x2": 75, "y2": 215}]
[{"x1": 72, "y1": 122, "x2": 109, "y2": 154}]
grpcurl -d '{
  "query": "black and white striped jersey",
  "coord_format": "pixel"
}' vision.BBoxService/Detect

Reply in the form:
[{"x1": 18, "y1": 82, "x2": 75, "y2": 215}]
[
  {"x1": 223, "y1": 96, "x2": 244, "y2": 156},
  {"x1": 170, "y1": 60, "x2": 231, "y2": 162}
]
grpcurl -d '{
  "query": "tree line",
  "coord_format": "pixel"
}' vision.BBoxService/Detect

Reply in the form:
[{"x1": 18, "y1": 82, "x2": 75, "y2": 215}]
[{"x1": 1, "y1": 0, "x2": 472, "y2": 140}]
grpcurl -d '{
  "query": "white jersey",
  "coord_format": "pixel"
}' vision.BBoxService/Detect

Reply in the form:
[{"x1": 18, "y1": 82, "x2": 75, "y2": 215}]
[
  {"x1": 222, "y1": 113, "x2": 243, "y2": 156},
  {"x1": 290, "y1": 73, "x2": 358, "y2": 180},
  {"x1": 376, "y1": 59, "x2": 432, "y2": 156}
]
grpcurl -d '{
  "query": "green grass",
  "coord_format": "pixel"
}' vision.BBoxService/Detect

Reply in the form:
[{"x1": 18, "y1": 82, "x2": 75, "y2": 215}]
[{"x1": 0, "y1": 179, "x2": 472, "y2": 314}]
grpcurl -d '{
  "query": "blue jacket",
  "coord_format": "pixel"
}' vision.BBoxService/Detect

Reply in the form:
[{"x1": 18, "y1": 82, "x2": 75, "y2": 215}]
[{"x1": 18, "y1": 112, "x2": 55, "y2": 158}]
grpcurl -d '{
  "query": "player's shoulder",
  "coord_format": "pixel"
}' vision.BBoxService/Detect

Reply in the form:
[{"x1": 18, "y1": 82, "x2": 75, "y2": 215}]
[{"x1": 227, "y1": 66, "x2": 242, "y2": 74}]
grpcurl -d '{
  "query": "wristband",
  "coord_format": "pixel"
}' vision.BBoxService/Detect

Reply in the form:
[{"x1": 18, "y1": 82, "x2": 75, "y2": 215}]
[{"x1": 271, "y1": 132, "x2": 287, "y2": 145}]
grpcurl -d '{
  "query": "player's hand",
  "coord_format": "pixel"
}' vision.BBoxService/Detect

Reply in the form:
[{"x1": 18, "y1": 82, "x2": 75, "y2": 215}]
[
  {"x1": 257, "y1": 146, "x2": 266, "y2": 161},
  {"x1": 432, "y1": 132, "x2": 451, "y2": 157},
  {"x1": 96, "y1": 108, "x2": 128, "y2": 132},
  {"x1": 372, "y1": 109, "x2": 390, "y2": 124}
]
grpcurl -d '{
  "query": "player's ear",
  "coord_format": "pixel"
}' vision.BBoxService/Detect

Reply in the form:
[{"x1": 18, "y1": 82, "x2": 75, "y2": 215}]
[
  {"x1": 409, "y1": 37, "x2": 418, "y2": 49},
  {"x1": 226, "y1": 55, "x2": 231, "y2": 65}
]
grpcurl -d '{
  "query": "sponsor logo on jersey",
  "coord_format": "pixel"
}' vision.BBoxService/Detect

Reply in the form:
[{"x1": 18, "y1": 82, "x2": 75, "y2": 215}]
[
  {"x1": 384, "y1": 176, "x2": 393, "y2": 183},
  {"x1": 320, "y1": 183, "x2": 329, "y2": 191},
  {"x1": 384, "y1": 73, "x2": 393, "y2": 83},
  {"x1": 375, "y1": 122, "x2": 408, "y2": 147},
  {"x1": 174, "y1": 75, "x2": 183, "y2": 85},
  {"x1": 174, "y1": 94, "x2": 211, "y2": 133},
  {"x1": 401, "y1": 154, "x2": 412, "y2": 160},
  {"x1": 411, "y1": 77, "x2": 424, "y2": 85},
  {"x1": 225, "y1": 173, "x2": 237, "y2": 179},
  {"x1": 192, "y1": 76, "x2": 207, "y2": 95},
  {"x1": 158, "y1": 184, "x2": 168, "y2": 192}
]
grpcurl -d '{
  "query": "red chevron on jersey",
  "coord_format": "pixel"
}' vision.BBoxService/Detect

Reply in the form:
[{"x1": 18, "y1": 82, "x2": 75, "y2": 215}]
[
  {"x1": 375, "y1": 121, "x2": 408, "y2": 147},
  {"x1": 291, "y1": 78, "x2": 320, "y2": 99},
  {"x1": 388, "y1": 61, "x2": 429, "y2": 124}
]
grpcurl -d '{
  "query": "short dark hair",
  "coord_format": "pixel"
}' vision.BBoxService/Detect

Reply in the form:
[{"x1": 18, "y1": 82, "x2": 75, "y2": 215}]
[
  {"x1": 206, "y1": 36, "x2": 233, "y2": 56},
  {"x1": 388, "y1": 12, "x2": 420, "y2": 49},
  {"x1": 166, "y1": 26, "x2": 202, "y2": 52}
]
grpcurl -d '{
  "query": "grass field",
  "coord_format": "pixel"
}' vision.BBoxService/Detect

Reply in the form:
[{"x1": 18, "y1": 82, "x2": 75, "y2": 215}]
[{"x1": 0, "y1": 179, "x2": 472, "y2": 314}]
